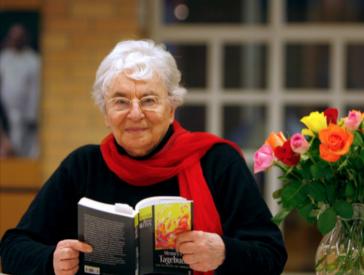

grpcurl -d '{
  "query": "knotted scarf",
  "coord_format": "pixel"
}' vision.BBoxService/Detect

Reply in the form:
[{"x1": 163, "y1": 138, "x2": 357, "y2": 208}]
[{"x1": 100, "y1": 120, "x2": 241, "y2": 275}]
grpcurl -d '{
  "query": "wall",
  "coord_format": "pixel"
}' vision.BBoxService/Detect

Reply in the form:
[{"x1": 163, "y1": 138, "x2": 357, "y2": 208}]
[
  {"x1": 0, "y1": 0, "x2": 141, "y2": 238},
  {"x1": 41, "y1": 0, "x2": 140, "y2": 178}
]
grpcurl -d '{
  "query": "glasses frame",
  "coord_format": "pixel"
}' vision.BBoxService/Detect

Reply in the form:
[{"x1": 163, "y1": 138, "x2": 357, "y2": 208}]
[{"x1": 106, "y1": 95, "x2": 170, "y2": 113}]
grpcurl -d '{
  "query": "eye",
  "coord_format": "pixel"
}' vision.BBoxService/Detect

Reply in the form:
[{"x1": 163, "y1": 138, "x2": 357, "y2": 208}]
[
  {"x1": 140, "y1": 96, "x2": 159, "y2": 107},
  {"x1": 112, "y1": 97, "x2": 130, "y2": 109}
]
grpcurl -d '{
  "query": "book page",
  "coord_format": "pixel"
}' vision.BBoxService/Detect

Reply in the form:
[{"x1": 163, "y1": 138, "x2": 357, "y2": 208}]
[
  {"x1": 135, "y1": 196, "x2": 189, "y2": 211},
  {"x1": 79, "y1": 197, "x2": 137, "y2": 217},
  {"x1": 115, "y1": 203, "x2": 135, "y2": 215}
]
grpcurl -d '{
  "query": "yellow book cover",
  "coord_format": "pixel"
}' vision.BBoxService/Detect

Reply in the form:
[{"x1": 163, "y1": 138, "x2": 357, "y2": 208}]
[{"x1": 137, "y1": 197, "x2": 193, "y2": 275}]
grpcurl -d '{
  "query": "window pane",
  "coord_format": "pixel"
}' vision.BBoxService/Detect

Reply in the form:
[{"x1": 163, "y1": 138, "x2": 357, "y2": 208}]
[
  {"x1": 164, "y1": 0, "x2": 268, "y2": 24},
  {"x1": 285, "y1": 44, "x2": 330, "y2": 89},
  {"x1": 223, "y1": 44, "x2": 267, "y2": 89},
  {"x1": 175, "y1": 105, "x2": 206, "y2": 132},
  {"x1": 284, "y1": 105, "x2": 328, "y2": 135},
  {"x1": 345, "y1": 105, "x2": 364, "y2": 113},
  {"x1": 346, "y1": 44, "x2": 364, "y2": 89},
  {"x1": 166, "y1": 44, "x2": 207, "y2": 89},
  {"x1": 223, "y1": 105, "x2": 266, "y2": 149},
  {"x1": 286, "y1": 0, "x2": 364, "y2": 23}
]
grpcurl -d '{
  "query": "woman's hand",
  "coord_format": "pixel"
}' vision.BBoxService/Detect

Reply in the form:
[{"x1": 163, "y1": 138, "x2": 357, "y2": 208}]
[
  {"x1": 175, "y1": 230, "x2": 225, "y2": 272},
  {"x1": 53, "y1": 239, "x2": 93, "y2": 275}
]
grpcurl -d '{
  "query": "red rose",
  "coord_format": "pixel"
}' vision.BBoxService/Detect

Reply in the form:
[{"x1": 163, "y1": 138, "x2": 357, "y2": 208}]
[
  {"x1": 324, "y1": 108, "x2": 338, "y2": 124},
  {"x1": 274, "y1": 140, "x2": 300, "y2": 166}
]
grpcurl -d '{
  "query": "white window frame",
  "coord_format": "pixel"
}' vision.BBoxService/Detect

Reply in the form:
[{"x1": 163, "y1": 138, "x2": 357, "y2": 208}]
[{"x1": 147, "y1": 0, "x2": 364, "y2": 215}]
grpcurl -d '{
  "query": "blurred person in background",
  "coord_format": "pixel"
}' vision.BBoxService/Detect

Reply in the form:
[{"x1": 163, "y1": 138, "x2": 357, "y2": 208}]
[
  {"x1": 0, "y1": 23, "x2": 40, "y2": 158},
  {"x1": 0, "y1": 39, "x2": 287, "y2": 275}
]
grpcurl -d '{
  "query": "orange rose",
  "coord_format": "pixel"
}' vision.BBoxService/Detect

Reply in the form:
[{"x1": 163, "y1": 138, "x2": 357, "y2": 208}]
[
  {"x1": 265, "y1": 131, "x2": 286, "y2": 148},
  {"x1": 318, "y1": 124, "x2": 354, "y2": 162}
]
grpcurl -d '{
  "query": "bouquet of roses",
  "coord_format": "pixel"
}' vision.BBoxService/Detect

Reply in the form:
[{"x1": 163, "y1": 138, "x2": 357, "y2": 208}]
[{"x1": 254, "y1": 108, "x2": 364, "y2": 235}]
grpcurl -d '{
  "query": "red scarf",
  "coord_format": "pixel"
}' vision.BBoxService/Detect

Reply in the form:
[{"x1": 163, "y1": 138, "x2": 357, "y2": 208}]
[{"x1": 100, "y1": 120, "x2": 241, "y2": 274}]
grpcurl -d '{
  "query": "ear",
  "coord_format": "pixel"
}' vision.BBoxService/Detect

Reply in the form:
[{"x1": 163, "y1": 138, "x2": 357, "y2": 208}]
[{"x1": 169, "y1": 105, "x2": 176, "y2": 123}]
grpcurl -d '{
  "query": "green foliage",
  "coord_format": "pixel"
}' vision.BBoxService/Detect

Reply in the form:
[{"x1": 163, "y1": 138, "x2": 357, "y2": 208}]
[
  {"x1": 298, "y1": 203, "x2": 315, "y2": 223},
  {"x1": 266, "y1": 112, "x2": 364, "y2": 235},
  {"x1": 317, "y1": 207, "x2": 336, "y2": 234},
  {"x1": 334, "y1": 200, "x2": 353, "y2": 219}
]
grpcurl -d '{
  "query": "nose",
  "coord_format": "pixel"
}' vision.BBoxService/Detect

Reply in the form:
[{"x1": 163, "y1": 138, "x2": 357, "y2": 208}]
[{"x1": 127, "y1": 100, "x2": 144, "y2": 120}]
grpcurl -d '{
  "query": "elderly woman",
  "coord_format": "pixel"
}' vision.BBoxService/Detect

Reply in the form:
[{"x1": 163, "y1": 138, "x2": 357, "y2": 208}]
[{"x1": 0, "y1": 40, "x2": 287, "y2": 274}]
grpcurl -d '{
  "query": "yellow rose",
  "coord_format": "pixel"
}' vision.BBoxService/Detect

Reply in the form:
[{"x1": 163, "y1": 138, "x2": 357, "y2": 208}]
[{"x1": 300, "y1": 111, "x2": 327, "y2": 135}]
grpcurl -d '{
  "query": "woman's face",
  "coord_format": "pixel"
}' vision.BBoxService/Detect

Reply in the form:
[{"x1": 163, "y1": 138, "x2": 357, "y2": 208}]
[{"x1": 104, "y1": 72, "x2": 175, "y2": 157}]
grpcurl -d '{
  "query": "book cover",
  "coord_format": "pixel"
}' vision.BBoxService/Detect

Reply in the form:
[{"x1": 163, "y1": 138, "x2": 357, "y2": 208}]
[
  {"x1": 78, "y1": 196, "x2": 192, "y2": 275},
  {"x1": 78, "y1": 198, "x2": 138, "y2": 275},
  {"x1": 138, "y1": 201, "x2": 193, "y2": 275}
]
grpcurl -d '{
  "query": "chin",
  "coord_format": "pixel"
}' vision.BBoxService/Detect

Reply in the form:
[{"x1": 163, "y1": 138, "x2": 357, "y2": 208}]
[
  {"x1": 124, "y1": 142, "x2": 153, "y2": 156},
  {"x1": 127, "y1": 148, "x2": 150, "y2": 157}
]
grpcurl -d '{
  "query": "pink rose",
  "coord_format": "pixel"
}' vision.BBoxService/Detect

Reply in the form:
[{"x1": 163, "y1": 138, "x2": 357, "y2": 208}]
[
  {"x1": 345, "y1": 110, "x2": 362, "y2": 131},
  {"x1": 290, "y1": 133, "x2": 310, "y2": 154},
  {"x1": 254, "y1": 144, "x2": 275, "y2": 173}
]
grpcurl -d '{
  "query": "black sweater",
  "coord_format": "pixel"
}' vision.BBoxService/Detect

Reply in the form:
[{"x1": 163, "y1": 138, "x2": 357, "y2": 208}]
[{"x1": 1, "y1": 134, "x2": 287, "y2": 275}]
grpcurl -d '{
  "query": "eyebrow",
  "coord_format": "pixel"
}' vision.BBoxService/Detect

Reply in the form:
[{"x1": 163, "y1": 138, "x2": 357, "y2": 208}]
[
  {"x1": 109, "y1": 91, "x2": 127, "y2": 98},
  {"x1": 109, "y1": 90, "x2": 159, "y2": 98}
]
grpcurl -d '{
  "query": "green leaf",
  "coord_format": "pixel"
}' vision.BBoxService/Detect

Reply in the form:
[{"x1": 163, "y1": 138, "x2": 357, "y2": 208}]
[
  {"x1": 310, "y1": 138, "x2": 321, "y2": 159},
  {"x1": 352, "y1": 157, "x2": 364, "y2": 171},
  {"x1": 304, "y1": 182, "x2": 326, "y2": 202},
  {"x1": 272, "y1": 207, "x2": 291, "y2": 225},
  {"x1": 299, "y1": 161, "x2": 313, "y2": 180},
  {"x1": 310, "y1": 161, "x2": 332, "y2": 180},
  {"x1": 324, "y1": 170, "x2": 334, "y2": 180},
  {"x1": 353, "y1": 130, "x2": 363, "y2": 146},
  {"x1": 360, "y1": 149, "x2": 364, "y2": 162},
  {"x1": 334, "y1": 200, "x2": 353, "y2": 219},
  {"x1": 344, "y1": 182, "x2": 355, "y2": 198},
  {"x1": 298, "y1": 203, "x2": 315, "y2": 223},
  {"x1": 310, "y1": 165, "x2": 322, "y2": 179},
  {"x1": 281, "y1": 181, "x2": 306, "y2": 208},
  {"x1": 317, "y1": 207, "x2": 336, "y2": 235},
  {"x1": 326, "y1": 184, "x2": 336, "y2": 204}
]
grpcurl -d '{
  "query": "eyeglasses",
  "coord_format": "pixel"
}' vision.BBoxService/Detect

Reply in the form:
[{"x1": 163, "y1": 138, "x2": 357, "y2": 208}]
[{"x1": 106, "y1": 95, "x2": 166, "y2": 112}]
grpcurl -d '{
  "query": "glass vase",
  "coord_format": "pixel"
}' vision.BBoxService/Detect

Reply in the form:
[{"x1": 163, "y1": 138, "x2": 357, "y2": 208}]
[{"x1": 315, "y1": 204, "x2": 364, "y2": 275}]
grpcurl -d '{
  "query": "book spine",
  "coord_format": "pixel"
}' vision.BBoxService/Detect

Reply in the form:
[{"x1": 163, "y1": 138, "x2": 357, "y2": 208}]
[
  {"x1": 138, "y1": 205, "x2": 154, "y2": 275},
  {"x1": 135, "y1": 215, "x2": 139, "y2": 275}
]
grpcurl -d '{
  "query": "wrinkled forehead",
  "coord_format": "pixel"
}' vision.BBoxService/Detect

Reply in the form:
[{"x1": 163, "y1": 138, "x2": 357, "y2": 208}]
[{"x1": 105, "y1": 71, "x2": 168, "y2": 98}]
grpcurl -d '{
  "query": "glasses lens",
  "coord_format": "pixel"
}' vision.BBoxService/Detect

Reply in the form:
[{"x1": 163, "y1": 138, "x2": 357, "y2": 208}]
[
  {"x1": 140, "y1": 96, "x2": 160, "y2": 110},
  {"x1": 110, "y1": 97, "x2": 130, "y2": 111}
]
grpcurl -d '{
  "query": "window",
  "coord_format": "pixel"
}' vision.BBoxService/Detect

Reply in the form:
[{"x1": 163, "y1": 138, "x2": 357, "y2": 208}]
[{"x1": 147, "y1": 0, "x2": 364, "y2": 272}]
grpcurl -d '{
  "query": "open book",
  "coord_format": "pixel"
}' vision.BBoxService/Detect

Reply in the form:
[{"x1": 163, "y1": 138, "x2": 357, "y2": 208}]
[{"x1": 78, "y1": 196, "x2": 193, "y2": 275}]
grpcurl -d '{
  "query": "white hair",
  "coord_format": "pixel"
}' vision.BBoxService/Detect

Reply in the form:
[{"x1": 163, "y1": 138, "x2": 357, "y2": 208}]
[{"x1": 92, "y1": 39, "x2": 187, "y2": 112}]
